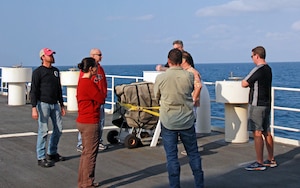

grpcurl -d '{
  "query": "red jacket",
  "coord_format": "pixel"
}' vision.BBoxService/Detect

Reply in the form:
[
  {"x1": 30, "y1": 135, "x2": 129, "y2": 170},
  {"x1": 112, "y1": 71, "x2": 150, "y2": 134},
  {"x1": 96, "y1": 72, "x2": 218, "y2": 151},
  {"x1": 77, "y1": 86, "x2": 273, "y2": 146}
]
[
  {"x1": 79, "y1": 63, "x2": 107, "y2": 98},
  {"x1": 76, "y1": 78, "x2": 105, "y2": 124}
]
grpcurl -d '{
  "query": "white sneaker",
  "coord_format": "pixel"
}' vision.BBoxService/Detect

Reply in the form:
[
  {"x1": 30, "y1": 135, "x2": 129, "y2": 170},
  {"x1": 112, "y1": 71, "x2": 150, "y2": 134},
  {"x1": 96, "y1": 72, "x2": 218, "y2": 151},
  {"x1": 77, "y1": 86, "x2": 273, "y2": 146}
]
[
  {"x1": 98, "y1": 143, "x2": 108, "y2": 151},
  {"x1": 76, "y1": 145, "x2": 83, "y2": 153}
]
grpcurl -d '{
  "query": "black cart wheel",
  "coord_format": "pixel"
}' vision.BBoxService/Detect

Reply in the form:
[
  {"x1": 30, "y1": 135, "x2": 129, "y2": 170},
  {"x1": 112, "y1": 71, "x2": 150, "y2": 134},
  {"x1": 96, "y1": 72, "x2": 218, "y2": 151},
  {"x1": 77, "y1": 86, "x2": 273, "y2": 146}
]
[
  {"x1": 107, "y1": 130, "x2": 119, "y2": 144},
  {"x1": 124, "y1": 134, "x2": 139, "y2": 149}
]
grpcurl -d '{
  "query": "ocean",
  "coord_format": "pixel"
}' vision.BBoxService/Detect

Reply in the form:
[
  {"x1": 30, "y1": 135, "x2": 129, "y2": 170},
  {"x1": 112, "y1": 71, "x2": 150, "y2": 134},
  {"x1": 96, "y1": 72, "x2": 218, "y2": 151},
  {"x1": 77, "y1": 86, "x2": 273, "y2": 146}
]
[
  {"x1": 1, "y1": 62, "x2": 300, "y2": 140},
  {"x1": 67, "y1": 62, "x2": 300, "y2": 141}
]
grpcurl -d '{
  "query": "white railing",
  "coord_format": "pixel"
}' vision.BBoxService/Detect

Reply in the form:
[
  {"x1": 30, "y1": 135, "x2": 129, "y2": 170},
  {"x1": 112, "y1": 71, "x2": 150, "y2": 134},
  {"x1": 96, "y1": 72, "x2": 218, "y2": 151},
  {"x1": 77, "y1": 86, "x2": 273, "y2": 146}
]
[
  {"x1": 271, "y1": 87, "x2": 300, "y2": 146},
  {"x1": 1, "y1": 67, "x2": 299, "y2": 146},
  {"x1": 105, "y1": 76, "x2": 300, "y2": 147},
  {"x1": 105, "y1": 75, "x2": 143, "y2": 113}
]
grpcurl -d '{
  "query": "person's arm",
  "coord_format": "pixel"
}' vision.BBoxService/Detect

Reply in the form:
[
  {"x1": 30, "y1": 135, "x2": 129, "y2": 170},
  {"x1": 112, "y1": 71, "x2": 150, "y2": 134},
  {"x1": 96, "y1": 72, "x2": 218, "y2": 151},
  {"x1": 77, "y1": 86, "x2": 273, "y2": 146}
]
[
  {"x1": 98, "y1": 66, "x2": 108, "y2": 97},
  {"x1": 241, "y1": 80, "x2": 249, "y2": 88},
  {"x1": 242, "y1": 68, "x2": 258, "y2": 88},
  {"x1": 30, "y1": 70, "x2": 39, "y2": 120},
  {"x1": 154, "y1": 78, "x2": 161, "y2": 102},
  {"x1": 57, "y1": 71, "x2": 64, "y2": 108},
  {"x1": 57, "y1": 71, "x2": 66, "y2": 116},
  {"x1": 192, "y1": 72, "x2": 202, "y2": 106},
  {"x1": 193, "y1": 85, "x2": 201, "y2": 107},
  {"x1": 155, "y1": 64, "x2": 168, "y2": 71},
  {"x1": 156, "y1": 62, "x2": 170, "y2": 71},
  {"x1": 32, "y1": 107, "x2": 38, "y2": 120},
  {"x1": 90, "y1": 81, "x2": 106, "y2": 104},
  {"x1": 30, "y1": 71, "x2": 39, "y2": 108}
]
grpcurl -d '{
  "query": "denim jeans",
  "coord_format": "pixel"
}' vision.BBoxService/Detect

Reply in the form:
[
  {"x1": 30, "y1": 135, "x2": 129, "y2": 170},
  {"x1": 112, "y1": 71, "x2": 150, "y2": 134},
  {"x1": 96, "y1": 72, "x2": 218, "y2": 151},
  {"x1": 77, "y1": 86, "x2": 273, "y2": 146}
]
[
  {"x1": 161, "y1": 125, "x2": 204, "y2": 188},
  {"x1": 193, "y1": 106, "x2": 198, "y2": 121},
  {"x1": 77, "y1": 104, "x2": 105, "y2": 147},
  {"x1": 36, "y1": 102, "x2": 63, "y2": 160}
]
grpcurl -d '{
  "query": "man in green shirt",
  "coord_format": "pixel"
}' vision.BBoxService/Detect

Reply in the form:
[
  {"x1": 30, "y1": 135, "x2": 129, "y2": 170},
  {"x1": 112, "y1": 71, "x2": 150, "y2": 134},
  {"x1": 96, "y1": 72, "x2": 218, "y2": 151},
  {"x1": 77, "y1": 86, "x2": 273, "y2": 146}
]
[{"x1": 154, "y1": 48, "x2": 204, "y2": 188}]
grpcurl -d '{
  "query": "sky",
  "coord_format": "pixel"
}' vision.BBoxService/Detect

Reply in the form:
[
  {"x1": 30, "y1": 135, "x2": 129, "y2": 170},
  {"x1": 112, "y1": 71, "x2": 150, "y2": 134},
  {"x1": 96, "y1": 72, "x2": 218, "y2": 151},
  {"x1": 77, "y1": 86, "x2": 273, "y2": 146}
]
[{"x1": 1, "y1": 0, "x2": 300, "y2": 67}]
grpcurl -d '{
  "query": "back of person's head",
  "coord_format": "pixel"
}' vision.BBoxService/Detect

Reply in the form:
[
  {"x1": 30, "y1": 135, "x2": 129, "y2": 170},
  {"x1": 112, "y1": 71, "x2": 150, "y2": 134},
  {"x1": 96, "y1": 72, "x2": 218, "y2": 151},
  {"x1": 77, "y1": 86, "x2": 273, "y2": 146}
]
[
  {"x1": 78, "y1": 57, "x2": 96, "y2": 73},
  {"x1": 168, "y1": 48, "x2": 182, "y2": 65},
  {"x1": 252, "y1": 46, "x2": 266, "y2": 59},
  {"x1": 182, "y1": 51, "x2": 195, "y2": 68}
]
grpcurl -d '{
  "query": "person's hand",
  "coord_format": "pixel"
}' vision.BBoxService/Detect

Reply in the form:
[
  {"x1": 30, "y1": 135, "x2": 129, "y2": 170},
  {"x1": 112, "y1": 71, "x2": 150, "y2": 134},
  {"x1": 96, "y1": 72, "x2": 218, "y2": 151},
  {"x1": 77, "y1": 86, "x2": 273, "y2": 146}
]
[
  {"x1": 156, "y1": 64, "x2": 168, "y2": 71},
  {"x1": 193, "y1": 100, "x2": 200, "y2": 107},
  {"x1": 155, "y1": 64, "x2": 163, "y2": 71},
  {"x1": 61, "y1": 106, "x2": 66, "y2": 116},
  {"x1": 32, "y1": 107, "x2": 38, "y2": 120}
]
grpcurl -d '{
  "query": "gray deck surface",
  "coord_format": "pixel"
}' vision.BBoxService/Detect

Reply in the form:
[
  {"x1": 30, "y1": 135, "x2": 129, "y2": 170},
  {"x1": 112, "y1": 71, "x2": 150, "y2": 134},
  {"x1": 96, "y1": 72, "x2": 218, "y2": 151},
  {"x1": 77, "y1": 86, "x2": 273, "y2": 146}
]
[{"x1": 0, "y1": 95, "x2": 299, "y2": 188}]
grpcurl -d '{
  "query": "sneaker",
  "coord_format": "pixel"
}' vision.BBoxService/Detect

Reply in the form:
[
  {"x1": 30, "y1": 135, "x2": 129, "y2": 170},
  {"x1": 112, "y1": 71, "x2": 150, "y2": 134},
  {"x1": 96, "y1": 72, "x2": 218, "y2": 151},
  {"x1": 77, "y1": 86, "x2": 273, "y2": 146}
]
[
  {"x1": 245, "y1": 161, "x2": 266, "y2": 171},
  {"x1": 98, "y1": 143, "x2": 108, "y2": 151},
  {"x1": 47, "y1": 153, "x2": 65, "y2": 162},
  {"x1": 263, "y1": 160, "x2": 277, "y2": 168},
  {"x1": 77, "y1": 145, "x2": 83, "y2": 153},
  {"x1": 38, "y1": 159, "x2": 54, "y2": 168},
  {"x1": 93, "y1": 182, "x2": 100, "y2": 187}
]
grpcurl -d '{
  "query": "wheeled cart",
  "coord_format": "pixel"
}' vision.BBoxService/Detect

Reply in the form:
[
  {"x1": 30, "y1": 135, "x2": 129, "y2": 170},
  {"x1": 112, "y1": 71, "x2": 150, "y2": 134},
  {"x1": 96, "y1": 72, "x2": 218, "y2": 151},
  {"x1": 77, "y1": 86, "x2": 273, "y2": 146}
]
[{"x1": 107, "y1": 82, "x2": 160, "y2": 149}]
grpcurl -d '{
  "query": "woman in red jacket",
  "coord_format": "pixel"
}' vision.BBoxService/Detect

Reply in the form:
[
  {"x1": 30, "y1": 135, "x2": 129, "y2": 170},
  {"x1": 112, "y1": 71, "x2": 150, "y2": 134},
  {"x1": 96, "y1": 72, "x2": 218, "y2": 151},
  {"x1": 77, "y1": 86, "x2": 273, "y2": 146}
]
[{"x1": 76, "y1": 57, "x2": 105, "y2": 188}]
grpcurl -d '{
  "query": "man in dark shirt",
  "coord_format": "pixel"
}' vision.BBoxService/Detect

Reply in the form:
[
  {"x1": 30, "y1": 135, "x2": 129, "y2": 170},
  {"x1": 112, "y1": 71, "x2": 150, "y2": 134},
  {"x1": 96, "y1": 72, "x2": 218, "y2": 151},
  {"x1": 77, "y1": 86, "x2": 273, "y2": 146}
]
[
  {"x1": 30, "y1": 48, "x2": 66, "y2": 168},
  {"x1": 242, "y1": 46, "x2": 277, "y2": 171},
  {"x1": 155, "y1": 40, "x2": 185, "y2": 71}
]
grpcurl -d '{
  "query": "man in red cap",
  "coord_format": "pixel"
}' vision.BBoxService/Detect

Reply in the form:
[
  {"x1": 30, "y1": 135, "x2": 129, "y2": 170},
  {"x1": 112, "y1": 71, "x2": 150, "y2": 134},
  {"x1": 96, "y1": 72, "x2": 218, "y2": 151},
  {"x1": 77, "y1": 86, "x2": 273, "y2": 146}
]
[{"x1": 30, "y1": 48, "x2": 66, "y2": 167}]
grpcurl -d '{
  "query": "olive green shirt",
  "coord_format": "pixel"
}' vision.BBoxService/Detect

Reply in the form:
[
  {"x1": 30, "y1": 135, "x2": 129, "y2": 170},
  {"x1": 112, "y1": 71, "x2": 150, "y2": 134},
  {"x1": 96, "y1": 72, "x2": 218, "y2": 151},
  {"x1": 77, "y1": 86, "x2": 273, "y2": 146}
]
[{"x1": 154, "y1": 66, "x2": 195, "y2": 130}]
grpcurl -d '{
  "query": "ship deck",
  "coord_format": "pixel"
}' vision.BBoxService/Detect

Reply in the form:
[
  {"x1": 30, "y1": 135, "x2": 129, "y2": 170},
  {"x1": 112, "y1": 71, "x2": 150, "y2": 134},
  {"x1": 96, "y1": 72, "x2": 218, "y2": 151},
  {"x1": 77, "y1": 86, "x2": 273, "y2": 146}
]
[{"x1": 0, "y1": 95, "x2": 299, "y2": 188}]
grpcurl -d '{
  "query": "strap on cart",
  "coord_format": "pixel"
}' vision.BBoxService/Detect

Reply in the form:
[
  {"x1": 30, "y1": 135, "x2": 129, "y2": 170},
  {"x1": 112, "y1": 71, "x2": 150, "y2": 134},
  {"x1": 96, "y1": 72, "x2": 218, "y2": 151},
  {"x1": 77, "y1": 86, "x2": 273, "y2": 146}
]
[{"x1": 119, "y1": 102, "x2": 160, "y2": 117}]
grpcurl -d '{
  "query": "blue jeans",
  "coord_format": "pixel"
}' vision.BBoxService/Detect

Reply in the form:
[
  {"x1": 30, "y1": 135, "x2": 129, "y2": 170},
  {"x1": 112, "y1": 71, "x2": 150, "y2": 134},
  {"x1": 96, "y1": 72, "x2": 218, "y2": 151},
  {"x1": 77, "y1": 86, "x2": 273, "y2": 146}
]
[
  {"x1": 161, "y1": 125, "x2": 204, "y2": 188},
  {"x1": 77, "y1": 104, "x2": 105, "y2": 147},
  {"x1": 36, "y1": 102, "x2": 63, "y2": 160},
  {"x1": 193, "y1": 106, "x2": 198, "y2": 121}
]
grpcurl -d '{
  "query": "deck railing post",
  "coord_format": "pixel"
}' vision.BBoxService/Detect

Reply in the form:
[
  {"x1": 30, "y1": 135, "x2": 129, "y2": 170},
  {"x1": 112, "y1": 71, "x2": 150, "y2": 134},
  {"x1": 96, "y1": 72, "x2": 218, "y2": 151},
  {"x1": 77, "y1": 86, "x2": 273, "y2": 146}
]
[
  {"x1": 111, "y1": 76, "x2": 115, "y2": 113},
  {"x1": 271, "y1": 87, "x2": 275, "y2": 136}
]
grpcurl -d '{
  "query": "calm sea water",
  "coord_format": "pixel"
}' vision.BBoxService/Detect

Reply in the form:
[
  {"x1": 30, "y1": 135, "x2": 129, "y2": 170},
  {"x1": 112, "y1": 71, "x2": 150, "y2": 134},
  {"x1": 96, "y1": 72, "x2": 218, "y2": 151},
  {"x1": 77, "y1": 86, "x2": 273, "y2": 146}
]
[
  {"x1": 63, "y1": 62, "x2": 300, "y2": 140},
  {"x1": 1, "y1": 62, "x2": 299, "y2": 140},
  {"x1": 66, "y1": 62, "x2": 300, "y2": 140}
]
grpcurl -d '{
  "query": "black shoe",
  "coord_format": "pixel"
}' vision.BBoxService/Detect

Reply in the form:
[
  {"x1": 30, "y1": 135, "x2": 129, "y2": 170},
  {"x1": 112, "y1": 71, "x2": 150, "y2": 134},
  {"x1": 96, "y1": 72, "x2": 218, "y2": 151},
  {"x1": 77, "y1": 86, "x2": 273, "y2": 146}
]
[
  {"x1": 47, "y1": 153, "x2": 65, "y2": 162},
  {"x1": 38, "y1": 159, "x2": 54, "y2": 168}
]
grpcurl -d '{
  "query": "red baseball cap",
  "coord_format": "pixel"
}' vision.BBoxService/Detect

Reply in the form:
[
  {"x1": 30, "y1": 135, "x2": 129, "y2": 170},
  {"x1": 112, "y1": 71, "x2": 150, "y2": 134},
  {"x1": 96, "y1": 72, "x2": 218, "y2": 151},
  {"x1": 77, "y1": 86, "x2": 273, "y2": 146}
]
[{"x1": 39, "y1": 48, "x2": 56, "y2": 57}]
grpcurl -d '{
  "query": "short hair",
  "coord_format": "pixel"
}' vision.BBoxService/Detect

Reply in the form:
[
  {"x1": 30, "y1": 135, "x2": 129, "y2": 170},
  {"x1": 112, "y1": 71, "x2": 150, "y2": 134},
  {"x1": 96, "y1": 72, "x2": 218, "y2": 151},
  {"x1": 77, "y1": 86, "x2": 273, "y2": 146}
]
[
  {"x1": 168, "y1": 48, "x2": 182, "y2": 65},
  {"x1": 172, "y1": 40, "x2": 183, "y2": 47},
  {"x1": 77, "y1": 57, "x2": 96, "y2": 73},
  {"x1": 182, "y1": 51, "x2": 195, "y2": 68},
  {"x1": 252, "y1": 46, "x2": 266, "y2": 59},
  {"x1": 90, "y1": 48, "x2": 101, "y2": 56}
]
